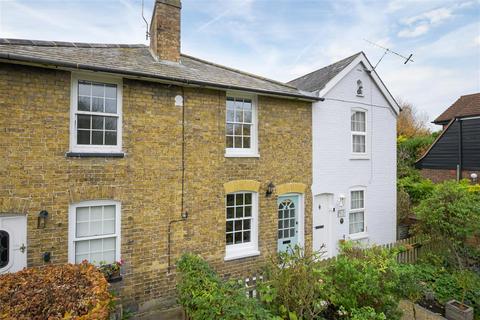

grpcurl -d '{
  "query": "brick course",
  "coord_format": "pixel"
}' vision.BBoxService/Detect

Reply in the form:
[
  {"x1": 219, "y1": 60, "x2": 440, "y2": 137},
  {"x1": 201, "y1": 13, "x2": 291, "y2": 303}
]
[
  {"x1": 0, "y1": 63, "x2": 312, "y2": 311},
  {"x1": 420, "y1": 168, "x2": 480, "y2": 183}
]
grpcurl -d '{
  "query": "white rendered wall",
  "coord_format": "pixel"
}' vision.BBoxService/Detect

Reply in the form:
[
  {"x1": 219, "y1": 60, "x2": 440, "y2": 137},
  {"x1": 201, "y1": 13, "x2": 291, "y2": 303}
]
[{"x1": 312, "y1": 62, "x2": 397, "y2": 255}]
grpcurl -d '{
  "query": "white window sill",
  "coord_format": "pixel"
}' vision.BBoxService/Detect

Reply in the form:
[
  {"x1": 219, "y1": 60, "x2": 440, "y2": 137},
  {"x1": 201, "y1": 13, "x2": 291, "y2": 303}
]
[
  {"x1": 350, "y1": 154, "x2": 369, "y2": 160},
  {"x1": 224, "y1": 249, "x2": 260, "y2": 261},
  {"x1": 348, "y1": 232, "x2": 369, "y2": 241},
  {"x1": 225, "y1": 152, "x2": 260, "y2": 158}
]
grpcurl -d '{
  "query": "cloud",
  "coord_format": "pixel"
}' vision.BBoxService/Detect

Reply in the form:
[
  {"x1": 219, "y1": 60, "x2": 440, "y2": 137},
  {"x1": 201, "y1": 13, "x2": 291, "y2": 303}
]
[{"x1": 398, "y1": 7, "x2": 453, "y2": 38}]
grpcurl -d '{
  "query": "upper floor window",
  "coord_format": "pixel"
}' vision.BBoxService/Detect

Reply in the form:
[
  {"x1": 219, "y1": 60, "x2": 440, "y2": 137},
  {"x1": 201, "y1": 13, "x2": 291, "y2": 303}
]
[
  {"x1": 70, "y1": 74, "x2": 122, "y2": 153},
  {"x1": 68, "y1": 200, "x2": 121, "y2": 265},
  {"x1": 349, "y1": 190, "x2": 365, "y2": 234},
  {"x1": 225, "y1": 95, "x2": 258, "y2": 157},
  {"x1": 351, "y1": 109, "x2": 366, "y2": 154},
  {"x1": 225, "y1": 192, "x2": 259, "y2": 260}
]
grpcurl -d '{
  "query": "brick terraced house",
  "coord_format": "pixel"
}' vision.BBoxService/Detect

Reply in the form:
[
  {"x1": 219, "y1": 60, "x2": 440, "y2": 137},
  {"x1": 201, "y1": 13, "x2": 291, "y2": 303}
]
[
  {"x1": 0, "y1": 0, "x2": 316, "y2": 313},
  {"x1": 0, "y1": 0, "x2": 398, "y2": 315}
]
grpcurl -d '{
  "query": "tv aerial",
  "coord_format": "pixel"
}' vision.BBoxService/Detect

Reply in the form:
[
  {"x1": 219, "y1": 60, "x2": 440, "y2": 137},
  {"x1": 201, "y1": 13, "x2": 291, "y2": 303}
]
[{"x1": 364, "y1": 39, "x2": 414, "y2": 70}]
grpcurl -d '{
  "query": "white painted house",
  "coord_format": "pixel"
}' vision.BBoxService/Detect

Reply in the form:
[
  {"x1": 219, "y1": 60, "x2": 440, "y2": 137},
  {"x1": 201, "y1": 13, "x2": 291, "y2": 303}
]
[{"x1": 289, "y1": 52, "x2": 400, "y2": 258}]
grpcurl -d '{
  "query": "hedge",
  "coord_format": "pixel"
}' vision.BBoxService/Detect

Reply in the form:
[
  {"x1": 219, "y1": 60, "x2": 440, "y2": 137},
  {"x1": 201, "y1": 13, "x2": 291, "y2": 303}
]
[{"x1": 0, "y1": 262, "x2": 113, "y2": 320}]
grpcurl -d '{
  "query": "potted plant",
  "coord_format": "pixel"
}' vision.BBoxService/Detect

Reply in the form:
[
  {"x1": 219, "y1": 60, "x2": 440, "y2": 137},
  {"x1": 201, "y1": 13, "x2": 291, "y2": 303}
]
[
  {"x1": 99, "y1": 259, "x2": 124, "y2": 283},
  {"x1": 445, "y1": 271, "x2": 474, "y2": 320}
]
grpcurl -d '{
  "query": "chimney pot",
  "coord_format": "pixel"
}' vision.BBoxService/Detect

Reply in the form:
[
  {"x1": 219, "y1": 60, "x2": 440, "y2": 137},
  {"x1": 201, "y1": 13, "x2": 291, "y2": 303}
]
[{"x1": 150, "y1": 0, "x2": 181, "y2": 62}]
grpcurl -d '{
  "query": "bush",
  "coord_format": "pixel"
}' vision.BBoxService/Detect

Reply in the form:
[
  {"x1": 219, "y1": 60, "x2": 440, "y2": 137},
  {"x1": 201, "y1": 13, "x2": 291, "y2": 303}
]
[
  {"x1": 0, "y1": 262, "x2": 112, "y2": 319},
  {"x1": 397, "y1": 186, "x2": 412, "y2": 223},
  {"x1": 258, "y1": 246, "x2": 327, "y2": 319},
  {"x1": 397, "y1": 134, "x2": 436, "y2": 178},
  {"x1": 176, "y1": 253, "x2": 274, "y2": 320},
  {"x1": 322, "y1": 243, "x2": 402, "y2": 319},
  {"x1": 414, "y1": 180, "x2": 480, "y2": 268},
  {"x1": 398, "y1": 173, "x2": 435, "y2": 205}
]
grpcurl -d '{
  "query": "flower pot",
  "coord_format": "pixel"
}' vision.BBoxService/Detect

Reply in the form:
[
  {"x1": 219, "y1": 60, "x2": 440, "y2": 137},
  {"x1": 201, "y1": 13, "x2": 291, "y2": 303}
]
[{"x1": 445, "y1": 300, "x2": 474, "y2": 320}]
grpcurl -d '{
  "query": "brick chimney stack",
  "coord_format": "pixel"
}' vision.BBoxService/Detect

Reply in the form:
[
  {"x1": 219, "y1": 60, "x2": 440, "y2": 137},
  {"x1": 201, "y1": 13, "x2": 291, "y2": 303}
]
[{"x1": 149, "y1": 0, "x2": 181, "y2": 62}]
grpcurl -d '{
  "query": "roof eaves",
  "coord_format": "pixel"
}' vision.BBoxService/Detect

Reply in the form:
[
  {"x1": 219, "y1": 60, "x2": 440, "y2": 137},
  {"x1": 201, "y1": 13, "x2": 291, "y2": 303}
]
[
  {"x1": 415, "y1": 118, "x2": 455, "y2": 166},
  {"x1": 0, "y1": 52, "x2": 319, "y2": 101}
]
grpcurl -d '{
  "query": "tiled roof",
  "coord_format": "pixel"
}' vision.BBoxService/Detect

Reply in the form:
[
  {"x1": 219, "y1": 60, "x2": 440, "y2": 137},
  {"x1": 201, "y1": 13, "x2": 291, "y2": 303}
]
[
  {"x1": 434, "y1": 93, "x2": 480, "y2": 123},
  {"x1": 0, "y1": 38, "x2": 316, "y2": 100},
  {"x1": 287, "y1": 52, "x2": 362, "y2": 92}
]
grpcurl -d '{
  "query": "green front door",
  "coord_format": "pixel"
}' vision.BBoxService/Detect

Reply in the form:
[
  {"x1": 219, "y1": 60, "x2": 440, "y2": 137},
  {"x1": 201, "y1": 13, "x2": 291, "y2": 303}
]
[{"x1": 277, "y1": 195, "x2": 299, "y2": 253}]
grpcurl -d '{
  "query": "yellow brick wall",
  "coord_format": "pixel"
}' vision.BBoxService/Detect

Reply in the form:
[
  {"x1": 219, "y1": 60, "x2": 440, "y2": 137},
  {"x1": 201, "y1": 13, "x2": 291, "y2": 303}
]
[{"x1": 0, "y1": 63, "x2": 312, "y2": 311}]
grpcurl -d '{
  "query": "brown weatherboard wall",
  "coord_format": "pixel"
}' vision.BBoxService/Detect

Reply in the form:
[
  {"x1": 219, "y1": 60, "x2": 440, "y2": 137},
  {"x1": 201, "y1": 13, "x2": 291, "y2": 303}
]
[
  {"x1": 420, "y1": 168, "x2": 480, "y2": 183},
  {"x1": 0, "y1": 63, "x2": 312, "y2": 311}
]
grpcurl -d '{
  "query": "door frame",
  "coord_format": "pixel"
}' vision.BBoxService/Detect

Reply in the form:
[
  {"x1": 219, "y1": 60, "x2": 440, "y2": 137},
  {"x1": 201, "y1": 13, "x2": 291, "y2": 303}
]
[
  {"x1": 277, "y1": 193, "x2": 304, "y2": 251},
  {"x1": 313, "y1": 193, "x2": 334, "y2": 258}
]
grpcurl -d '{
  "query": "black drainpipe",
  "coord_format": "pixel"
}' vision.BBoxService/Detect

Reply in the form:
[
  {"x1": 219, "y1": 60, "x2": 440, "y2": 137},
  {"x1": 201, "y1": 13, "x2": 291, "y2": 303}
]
[
  {"x1": 457, "y1": 118, "x2": 463, "y2": 181},
  {"x1": 167, "y1": 86, "x2": 188, "y2": 274}
]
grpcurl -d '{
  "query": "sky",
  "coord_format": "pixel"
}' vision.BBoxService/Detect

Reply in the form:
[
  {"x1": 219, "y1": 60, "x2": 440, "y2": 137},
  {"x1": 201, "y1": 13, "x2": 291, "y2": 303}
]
[{"x1": 0, "y1": 0, "x2": 479, "y2": 127}]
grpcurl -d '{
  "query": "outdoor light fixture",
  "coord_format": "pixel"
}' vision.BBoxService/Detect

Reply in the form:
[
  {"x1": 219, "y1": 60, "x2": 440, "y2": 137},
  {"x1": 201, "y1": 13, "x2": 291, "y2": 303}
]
[
  {"x1": 266, "y1": 182, "x2": 275, "y2": 197},
  {"x1": 181, "y1": 210, "x2": 188, "y2": 220},
  {"x1": 338, "y1": 194, "x2": 346, "y2": 208},
  {"x1": 37, "y1": 210, "x2": 48, "y2": 229},
  {"x1": 471, "y1": 173, "x2": 478, "y2": 184}
]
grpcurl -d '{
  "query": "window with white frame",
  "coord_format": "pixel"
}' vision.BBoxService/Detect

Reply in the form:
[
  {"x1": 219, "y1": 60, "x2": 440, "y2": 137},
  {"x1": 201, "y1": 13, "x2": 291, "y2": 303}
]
[
  {"x1": 69, "y1": 200, "x2": 121, "y2": 265},
  {"x1": 225, "y1": 96, "x2": 257, "y2": 156},
  {"x1": 225, "y1": 192, "x2": 259, "y2": 260},
  {"x1": 70, "y1": 75, "x2": 122, "y2": 153},
  {"x1": 349, "y1": 190, "x2": 365, "y2": 234},
  {"x1": 351, "y1": 110, "x2": 366, "y2": 154}
]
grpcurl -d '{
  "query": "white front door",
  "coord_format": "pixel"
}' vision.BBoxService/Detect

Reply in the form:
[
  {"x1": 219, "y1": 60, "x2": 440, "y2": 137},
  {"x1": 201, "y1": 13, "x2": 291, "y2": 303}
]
[
  {"x1": 313, "y1": 193, "x2": 333, "y2": 258},
  {"x1": 0, "y1": 215, "x2": 27, "y2": 274}
]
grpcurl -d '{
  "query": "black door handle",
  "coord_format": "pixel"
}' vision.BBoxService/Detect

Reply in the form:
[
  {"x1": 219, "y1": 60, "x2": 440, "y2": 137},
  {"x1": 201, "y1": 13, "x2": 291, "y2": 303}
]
[
  {"x1": 315, "y1": 225, "x2": 324, "y2": 229},
  {"x1": 282, "y1": 240, "x2": 291, "y2": 244}
]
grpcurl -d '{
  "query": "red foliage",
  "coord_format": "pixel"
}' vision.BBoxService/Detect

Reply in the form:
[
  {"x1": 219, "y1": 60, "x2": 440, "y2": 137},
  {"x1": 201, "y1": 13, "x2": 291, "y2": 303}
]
[{"x1": 0, "y1": 262, "x2": 113, "y2": 320}]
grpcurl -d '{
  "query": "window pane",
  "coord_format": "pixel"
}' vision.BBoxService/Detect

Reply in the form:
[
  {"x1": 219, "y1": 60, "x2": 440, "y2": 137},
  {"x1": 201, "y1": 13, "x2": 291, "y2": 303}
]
[
  {"x1": 226, "y1": 136, "x2": 234, "y2": 148},
  {"x1": 226, "y1": 221, "x2": 233, "y2": 232},
  {"x1": 92, "y1": 97, "x2": 104, "y2": 112},
  {"x1": 226, "y1": 123, "x2": 234, "y2": 135},
  {"x1": 76, "y1": 207, "x2": 89, "y2": 222},
  {"x1": 104, "y1": 117, "x2": 117, "y2": 130},
  {"x1": 103, "y1": 238, "x2": 115, "y2": 251},
  {"x1": 78, "y1": 96, "x2": 91, "y2": 111},
  {"x1": 77, "y1": 130, "x2": 90, "y2": 145},
  {"x1": 226, "y1": 194, "x2": 235, "y2": 206},
  {"x1": 78, "y1": 81, "x2": 91, "y2": 96},
  {"x1": 91, "y1": 206, "x2": 103, "y2": 221},
  {"x1": 226, "y1": 233, "x2": 233, "y2": 245},
  {"x1": 92, "y1": 116, "x2": 103, "y2": 130},
  {"x1": 349, "y1": 211, "x2": 364, "y2": 234},
  {"x1": 234, "y1": 137, "x2": 242, "y2": 148},
  {"x1": 91, "y1": 83, "x2": 104, "y2": 97},
  {"x1": 243, "y1": 137, "x2": 250, "y2": 148},
  {"x1": 243, "y1": 219, "x2": 251, "y2": 230},
  {"x1": 244, "y1": 193, "x2": 252, "y2": 205},
  {"x1": 351, "y1": 111, "x2": 366, "y2": 132},
  {"x1": 243, "y1": 231, "x2": 250, "y2": 242},
  {"x1": 103, "y1": 205, "x2": 115, "y2": 219},
  {"x1": 91, "y1": 221, "x2": 103, "y2": 236},
  {"x1": 234, "y1": 232, "x2": 242, "y2": 244},
  {"x1": 227, "y1": 109, "x2": 234, "y2": 122},
  {"x1": 244, "y1": 206, "x2": 251, "y2": 217},
  {"x1": 235, "y1": 206, "x2": 243, "y2": 218},
  {"x1": 105, "y1": 85, "x2": 116, "y2": 99},
  {"x1": 105, "y1": 132, "x2": 117, "y2": 146},
  {"x1": 105, "y1": 99, "x2": 117, "y2": 113},
  {"x1": 235, "y1": 193, "x2": 244, "y2": 205},
  {"x1": 92, "y1": 131, "x2": 103, "y2": 145},
  {"x1": 226, "y1": 207, "x2": 234, "y2": 219},
  {"x1": 78, "y1": 115, "x2": 91, "y2": 129},
  {"x1": 103, "y1": 220, "x2": 115, "y2": 234},
  {"x1": 234, "y1": 124, "x2": 242, "y2": 135},
  {"x1": 76, "y1": 222, "x2": 89, "y2": 237},
  {"x1": 243, "y1": 124, "x2": 251, "y2": 136}
]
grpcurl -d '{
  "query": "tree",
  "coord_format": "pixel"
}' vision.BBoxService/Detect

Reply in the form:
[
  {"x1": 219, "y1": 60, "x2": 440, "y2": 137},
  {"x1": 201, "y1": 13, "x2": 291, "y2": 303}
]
[{"x1": 397, "y1": 99, "x2": 430, "y2": 138}]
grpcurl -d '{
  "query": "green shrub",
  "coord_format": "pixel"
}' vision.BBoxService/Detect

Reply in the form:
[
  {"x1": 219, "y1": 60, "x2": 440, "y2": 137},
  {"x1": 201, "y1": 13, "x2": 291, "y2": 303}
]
[
  {"x1": 397, "y1": 186, "x2": 413, "y2": 223},
  {"x1": 258, "y1": 246, "x2": 327, "y2": 319},
  {"x1": 348, "y1": 306, "x2": 386, "y2": 320},
  {"x1": 322, "y1": 243, "x2": 402, "y2": 319},
  {"x1": 414, "y1": 180, "x2": 480, "y2": 268},
  {"x1": 176, "y1": 253, "x2": 274, "y2": 320},
  {"x1": 397, "y1": 134, "x2": 436, "y2": 178},
  {"x1": 398, "y1": 174, "x2": 435, "y2": 204}
]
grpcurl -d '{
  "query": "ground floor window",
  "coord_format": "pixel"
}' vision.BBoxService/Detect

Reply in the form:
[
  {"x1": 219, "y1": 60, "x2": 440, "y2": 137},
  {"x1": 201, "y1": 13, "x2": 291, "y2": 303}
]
[
  {"x1": 68, "y1": 200, "x2": 121, "y2": 265},
  {"x1": 225, "y1": 192, "x2": 259, "y2": 260},
  {"x1": 349, "y1": 190, "x2": 365, "y2": 234}
]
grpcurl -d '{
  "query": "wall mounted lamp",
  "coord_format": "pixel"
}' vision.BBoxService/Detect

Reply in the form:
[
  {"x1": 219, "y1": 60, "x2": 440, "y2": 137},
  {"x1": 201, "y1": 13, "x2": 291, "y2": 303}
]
[
  {"x1": 266, "y1": 182, "x2": 275, "y2": 197},
  {"x1": 37, "y1": 210, "x2": 48, "y2": 229},
  {"x1": 471, "y1": 173, "x2": 478, "y2": 184},
  {"x1": 338, "y1": 194, "x2": 346, "y2": 208}
]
